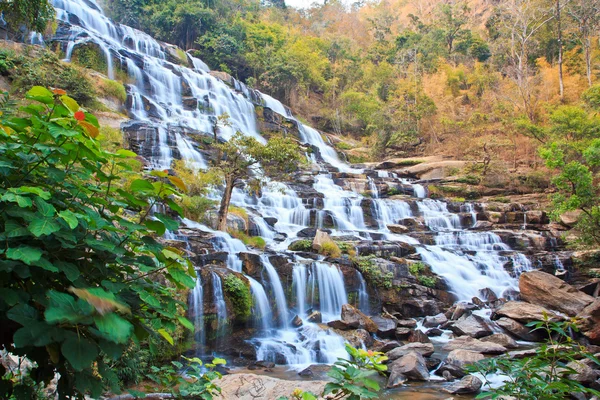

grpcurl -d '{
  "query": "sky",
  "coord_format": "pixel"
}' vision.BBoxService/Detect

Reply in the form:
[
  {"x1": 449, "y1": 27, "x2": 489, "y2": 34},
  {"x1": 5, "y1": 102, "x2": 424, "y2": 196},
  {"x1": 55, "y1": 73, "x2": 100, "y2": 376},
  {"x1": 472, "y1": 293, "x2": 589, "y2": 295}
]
[{"x1": 285, "y1": 0, "x2": 323, "y2": 8}]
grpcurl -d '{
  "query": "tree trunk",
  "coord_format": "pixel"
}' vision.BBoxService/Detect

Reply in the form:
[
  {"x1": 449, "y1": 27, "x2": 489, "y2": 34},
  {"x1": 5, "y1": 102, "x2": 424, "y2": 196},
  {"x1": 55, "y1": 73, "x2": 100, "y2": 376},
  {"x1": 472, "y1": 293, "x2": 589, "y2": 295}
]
[
  {"x1": 217, "y1": 175, "x2": 235, "y2": 231},
  {"x1": 585, "y1": 37, "x2": 593, "y2": 87},
  {"x1": 557, "y1": 0, "x2": 565, "y2": 100}
]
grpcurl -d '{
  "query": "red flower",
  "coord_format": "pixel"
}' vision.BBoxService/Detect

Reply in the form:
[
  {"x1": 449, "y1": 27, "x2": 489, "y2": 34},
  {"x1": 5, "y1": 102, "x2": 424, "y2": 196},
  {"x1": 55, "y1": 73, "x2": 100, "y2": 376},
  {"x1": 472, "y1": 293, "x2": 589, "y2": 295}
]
[
  {"x1": 52, "y1": 88, "x2": 66, "y2": 95},
  {"x1": 74, "y1": 110, "x2": 85, "y2": 121}
]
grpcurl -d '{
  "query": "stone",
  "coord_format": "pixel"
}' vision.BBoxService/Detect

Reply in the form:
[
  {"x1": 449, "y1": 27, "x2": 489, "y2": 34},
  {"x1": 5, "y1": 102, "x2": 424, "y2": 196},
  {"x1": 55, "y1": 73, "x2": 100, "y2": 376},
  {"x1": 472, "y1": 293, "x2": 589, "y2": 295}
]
[
  {"x1": 397, "y1": 319, "x2": 418, "y2": 328},
  {"x1": 291, "y1": 315, "x2": 303, "y2": 327},
  {"x1": 307, "y1": 311, "x2": 322, "y2": 323},
  {"x1": 340, "y1": 304, "x2": 378, "y2": 333},
  {"x1": 387, "y1": 351, "x2": 429, "y2": 388},
  {"x1": 387, "y1": 224, "x2": 410, "y2": 234},
  {"x1": 436, "y1": 363, "x2": 467, "y2": 379},
  {"x1": 450, "y1": 302, "x2": 479, "y2": 321},
  {"x1": 386, "y1": 342, "x2": 435, "y2": 360},
  {"x1": 254, "y1": 360, "x2": 276, "y2": 369},
  {"x1": 327, "y1": 320, "x2": 350, "y2": 330},
  {"x1": 519, "y1": 271, "x2": 594, "y2": 316},
  {"x1": 494, "y1": 301, "x2": 561, "y2": 323},
  {"x1": 479, "y1": 288, "x2": 498, "y2": 302},
  {"x1": 371, "y1": 316, "x2": 397, "y2": 338},
  {"x1": 426, "y1": 328, "x2": 444, "y2": 337},
  {"x1": 218, "y1": 373, "x2": 328, "y2": 399},
  {"x1": 423, "y1": 313, "x2": 448, "y2": 328},
  {"x1": 408, "y1": 329, "x2": 431, "y2": 344},
  {"x1": 443, "y1": 375, "x2": 483, "y2": 394},
  {"x1": 312, "y1": 229, "x2": 336, "y2": 252},
  {"x1": 263, "y1": 217, "x2": 278, "y2": 227},
  {"x1": 577, "y1": 299, "x2": 600, "y2": 345},
  {"x1": 480, "y1": 333, "x2": 518, "y2": 349},
  {"x1": 443, "y1": 336, "x2": 507, "y2": 354},
  {"x1": 566, "y1": 360, "x2": 598, "y2": 384},
  {"x1": 378, "y1": 341, "x2": 402, "y2": 353},
  {"x1": 507, "y1": 349, "x2": 537, "y2": 359},
  {"x1": 425, "y1": 356, "x2": 442, "y2": 371},
  {"x1": 495, "y1": 317, "x2": 544, "y2": 342},
  {"x1": 449, "y1": 314, "x2": 494, "y2": 338},
  {"x1": 446, "y1": 349, "x2": 484, "y2": 369}
]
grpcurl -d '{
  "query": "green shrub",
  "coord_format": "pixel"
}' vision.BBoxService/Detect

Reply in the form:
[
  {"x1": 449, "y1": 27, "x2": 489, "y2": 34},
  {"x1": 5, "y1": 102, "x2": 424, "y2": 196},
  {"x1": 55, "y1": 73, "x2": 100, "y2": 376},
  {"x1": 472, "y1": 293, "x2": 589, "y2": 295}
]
[
  {"x1": 409, "y1": 262, "x2": 437, "y2": 288},
  {"x1": 0, "y1": 48, "x2": 15, "y2": 75},
  {"x1": 288, "y1": 239, "x2": 313, "y2": 252},
  {"x1": 336, "y1": 141, "x2": 353, "y2": 150},
  {"x1": 180, "y1": 195, "x2": 217, "y2": 222},
  {"x1": 417, "y1": 275, "x2": 437, "y2": 288},
  {"x1": 71, "y1": 43, "x2": 107, "y2": 74},
  {"x1": 353, "y1": 256, "x2": 393, "y2": 289},
  {"x1": 408, "y1": 261, "x2": 426, "y2": 275},
  {"x1": 222, "y1": 274, "x2": 252, "y2": 321},
  {"x1": 335, "y1": 241, "x2": 355, "y2": 255},
  {"x1": 229, "y1": 230, "x2": 266, "y2": 249},
  {"x1": 320, "y1": 241, "x2": 342, "y2": 258},
  {"x1": 99, "y1": 78, "x2": 127, "y2": 103}
]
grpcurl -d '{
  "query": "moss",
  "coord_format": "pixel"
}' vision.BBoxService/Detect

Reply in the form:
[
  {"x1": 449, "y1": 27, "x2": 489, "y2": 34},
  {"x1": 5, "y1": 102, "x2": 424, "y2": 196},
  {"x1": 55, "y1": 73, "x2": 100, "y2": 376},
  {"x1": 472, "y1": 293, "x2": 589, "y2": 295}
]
[
  {"x1": 229, "y1": 230, "x2": 266, "y2": 249},
  {"x1": 387, "y1": 187, "x2": 402, "y2": 196},
  {"x1": 348, "y1": 154, "x2": 368, "y2": 164},
  {"x1": 455, "y1": 175, "x2": 481, "y2": 185},
  {"x1": 320, "y1": 241, "x2": 341, "y2": 258},
  {"x1": 336, "y1": 141, "x2": 353, "y2": 150},
  {"x1": 288, "y1": 239, "x2": 313, "y2": 252},
  {"x1": 98, "y1": 78, "x2": 127, "y2": 103},
  {"x1": 394, "y1": 159, "x2": 425, "y2": 167},
  {"x1": 353, "y1": 255, "x2": 393, "y2": 289},
  {"x1": 335, "y1": 241, "x2": 355, "y2": 255},
  {"x1": 229, "y1": 206, "x2": 249, "y2": 225},
  {"x1": 71, "y1": 43, "x2": 108, "y2": 74},
  {"x1": 492, "y1": 196, "x2": 511, "y2": 203},
  {"x1": 222, "y1": 274, "x2": 252, "y2": 322},
  {"x1": 408, "y1": 262, "x2": 437, "y2": 288}
]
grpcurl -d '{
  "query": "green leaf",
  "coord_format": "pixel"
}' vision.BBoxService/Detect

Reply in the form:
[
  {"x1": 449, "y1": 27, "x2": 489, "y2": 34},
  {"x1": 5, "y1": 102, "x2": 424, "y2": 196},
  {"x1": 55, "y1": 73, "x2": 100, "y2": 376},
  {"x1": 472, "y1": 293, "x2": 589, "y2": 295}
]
[
  {"x1": 130, "y1": 179, "x2": 155, "y2": 193},
  {"x1": 169, "y1": 268, "x2": 195, "y2": 288},
  {"x1": 26, "y1": 86, "x2": 54, "y2": 104},
  {"x1": 155, "y1": 213, "x2": 179, "y2": 231},
  {"x1": 150, "y1": 170, "x2": 168, "y2": 178},
  {"x1": 62, "y1": 336, "x2": 98, "y2": 371},
  {"x1": 6, "y1": 246, "x2": 43, "y2": 265},
  {"x1": 34, "y1": 197, "x2": 55, "y2": 217},
  {"x1": 93, "y1": 313, "x2": 134, "y2": 344},
  {"x1": 177, "y1": 316, "x2": 194, "y2": 331},
  {"x1": 116, "y1": 149, "x2": 137, "y2": 158},
  {"x1": 28, "y1": 218, "x2": 61, "y2": 237},
  {"x1": 139, "y1": 291, "x2": 161, "y2": 308},
  {"x1": 7, "y1": 304, "x2": 39, "y2": 326},
  {"x1": 45, "y1": 290, "x2": 94, "y2": 324},
  {"x1": 13, "y1": 322, "x2": 54, "y2": 347},
  {"x1": 157, "y1": 328, "x2": 174, "y2": 345},
  {"x1": 60, "y1": 95, "x2": 79, "y2": 113},
  {"x1": 59, "y1": 210, "x2": 79, "y2": 229},
  {"x1": 98, "y1": 339, "x2": 124, "y2": 360},
  {"x1": 144, "y1": 220, "x2": 166, "y2": 236},
  {"x1": 16, "y1": 186, "x2": 51, "y2": 200}
]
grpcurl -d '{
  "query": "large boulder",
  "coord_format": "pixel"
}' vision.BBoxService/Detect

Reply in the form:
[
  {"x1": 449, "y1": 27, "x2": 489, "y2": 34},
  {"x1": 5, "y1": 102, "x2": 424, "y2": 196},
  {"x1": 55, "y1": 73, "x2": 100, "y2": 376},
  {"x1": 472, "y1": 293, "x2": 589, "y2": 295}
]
[
  {"x1": 443, "y1": 375, "x2": 482, "y2": 394},
  {"x1": 480, "y1": 333, "x2": 518, "y2": 349},
  {"x1": 494, "y1": 301, "x2": 561, "y2": 323},
  {"x1": 386, "y1": 351, "x2": 429, "y2": 388},
  {"x1": 218, "y1": 373, "x2": 328, "y2": 399},
  {"x1": 443, "y1": 336, "x2": 507, "y2": 354},
  {"x1": 519, "y1": 271, "x2": 594, "y2": 316},
  {"x1": 312, "y1": 229, "x2": 336, "y2": 252},
  {"x1": 445, "y1": 349, "x2": 484, "y2": 370},
  {"x1": 371, "y1": 316, "x2": 397, "y2": 338},
  {"x1": 449, "y1": 314, "x2": 495, "y2": 338},
  {"x1": 577, "y1": 298, "x2": 600, "y2": 344},
  {"x1": 386, "y1": 342, "x2": 435, "y2": 361},
  {"x1": 495, "y1": 317, "x2": 544, "y2": 342},
  {"x1": 340, "y1": 304, "x2": 378, "y2": 333},
  {"x1": 423, "y1": 313, "x2": 448, "y2": 328}
]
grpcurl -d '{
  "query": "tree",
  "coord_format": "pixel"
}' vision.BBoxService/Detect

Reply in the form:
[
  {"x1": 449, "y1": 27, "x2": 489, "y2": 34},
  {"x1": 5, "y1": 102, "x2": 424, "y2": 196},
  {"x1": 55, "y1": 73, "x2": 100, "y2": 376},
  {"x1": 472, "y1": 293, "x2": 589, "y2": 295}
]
[
  {"x1": 436, "y1": 1, "x2": 470, "y2": 55},
  {"x1": 0, "y1": 0, "x2": 54, "y2": 33},
  {"x1": 568, "y1": 0, "x2": 600, "y2": 87},
  {"x1": 0, "y1": 87, "x2": 195, "y2": 397},
  {"x1": 211, "y1": 132, "x2": 302, "y2": 231}
]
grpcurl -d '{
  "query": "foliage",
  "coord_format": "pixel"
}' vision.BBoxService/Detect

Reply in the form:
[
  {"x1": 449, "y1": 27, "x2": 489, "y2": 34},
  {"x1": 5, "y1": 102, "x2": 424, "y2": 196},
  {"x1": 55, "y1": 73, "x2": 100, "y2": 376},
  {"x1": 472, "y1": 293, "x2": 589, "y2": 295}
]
[
  {"x1": 222, "y1": 274, "x2": 252, "y2": 321},
  {"x1": 0, "y1": 0, "x2": 54, "y2": 32},
  {"x1": 324, "y1": 344, "x2": 388, "y2": 400},
  {"x1": 320, "y1": 241, "x2": 342, "y2": 258},
  {"x1": 229, "y1": 230, "x2": 266, "y2": 249},
  {"x1": 146, "y1": 356, "x2": 226, "y2": 399},
  {"x1": 467, "y1": 316, "x2": 600, "y2": 399},
  {"x1": 288, "y1": 239, "x2": 313, "y2": 252},
  {"x1": 408, "y1": 262, "x2": 437, "y2": 288},
  {"x1": 353, "y1": 256, "x2": 392, "y2": 289},
  {"x1": 98, "y1": 78, "x2": 127, "y2": 104},
  {"x1": 0, "y1": 87, "x2": 195, "y2": 398},
  {"x1": 179, "y1": 195, "x2": 217, "y2": 222}
]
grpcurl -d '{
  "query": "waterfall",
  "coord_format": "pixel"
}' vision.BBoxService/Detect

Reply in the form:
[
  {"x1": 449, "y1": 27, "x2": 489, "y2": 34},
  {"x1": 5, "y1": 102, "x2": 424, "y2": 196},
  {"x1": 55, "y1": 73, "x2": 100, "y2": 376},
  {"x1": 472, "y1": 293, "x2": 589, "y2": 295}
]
[
  {"x1": 211, "y1": 272, "x2": 228, "y2": 343},
  {"x1": 292, "y1": 265, "x2": 308, "y2": 317},
  {"x1": 190, "y1": 276, "x2": 205, "y2": 354},
  {"x1": 308, "y1": 262, "x2": 348, "y2": 322},
  {"x1": 356, "y1": 270, "x2": 370, "y2": 315},
  {"x1": 260, "y1": 255, "x2": 289, "y2": 328},
  {"x1": 248, "y1": 276, "x2": 272, "y2": 332}
]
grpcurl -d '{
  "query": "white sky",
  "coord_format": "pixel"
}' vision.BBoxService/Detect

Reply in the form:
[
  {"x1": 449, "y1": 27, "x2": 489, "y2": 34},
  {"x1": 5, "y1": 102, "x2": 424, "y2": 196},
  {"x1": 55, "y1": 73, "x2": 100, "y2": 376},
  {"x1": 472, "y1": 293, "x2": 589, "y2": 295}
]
[{"x1": 285, "y1": 0, "x2": 325, "y2": 9}]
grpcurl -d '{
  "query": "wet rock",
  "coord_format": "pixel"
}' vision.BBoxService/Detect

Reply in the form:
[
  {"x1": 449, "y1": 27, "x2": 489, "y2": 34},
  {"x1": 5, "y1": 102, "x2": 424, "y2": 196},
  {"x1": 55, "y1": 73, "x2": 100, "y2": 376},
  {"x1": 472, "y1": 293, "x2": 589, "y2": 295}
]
[
  {"x1": 297, "y1": 364, "x2": 330, "y2": 378},
  {"x1": 327, "y1": 320, "x2": 350, "y2": 330},
  {"x1": 449, "y1": 302, "x2": 479, "y2": 321},
  {"x1": 239, "y1": 252, "x2": 263, "y2": 278},
  {"x1": 566, "y1": 360, "x2": 598, "y2": 384},
  {"x1": 298, "y1": 227, "x2": 331, "y2": 238},
  {"x1": 520, "y1": 271, "x2": 594, "y2": 316},
  {"x1": 424, "y1": 313, "x2": 449, "y2": 328},
  {"x1": 255, "y1": 360, "x2": 276, "y2": 369},
  {"x1": 387, "y1": 351, "x2": 429, "y2": 388},
  {"x1": 444, "y1": 375, "x2": 482, "y2": 394},
  {"x1": 426, "y1": 328, "x2": 444, "y2": 337},
  {"x1": 480, "y1": 333, "x2": 518, "y2": 349},
  {"x1": 386, "y1": 342, "x2": 435, "y2": 360},
  {"x1": 219, "y1": 373, "x2": 328, "y2": 399},
  {"x1": 443, "y1": 336, "x2": 507, "y2": 354},
  {"x1": 291, "y1": 315, "x2": 303, "y2": 327},
  {"x1": 387, "y1": 224, "x2": 410, "y2": 234},
  {"x1": 371, "y1": 316, "x2": 397, "y2": 338},
  {"x1": 340, "y1": 304, "x2": 378, "y2": 333},
  {"x1": 378, "y1": 340, "x2": 402, "y2": 353},
  {"x1": 436, "y1": 363, "x2": 467, "y2": 379},
  {"x1": 495, "y1": 317, "x2": 544, "y2": 342},
  {"x1": 332, "y1": 328, "x2": 373, "y2": 348},
  {"x1": 449, "y1": 314, "x2": 495, "y2": 339},
  {"x1": 446, "y1": 349, "x2": 484, "y2": 369},
  {"x1": 397, "y1": 319, "x2": 418, "y2": 328},
  {"x1": 307, "y1": 311, "x2": 322, "y2": 323},
  {"x1": 395, "y1": 327, "x2": 412, "y2": 340},
  {"x1": 507, "y1": 349, "x2": 537, "y2": 359},
  {"x1": 494, "y1": 301, "x2": 562, "y2": 323},
  {"x1": 408, "y1": 330, "x2": 431, "y2": 344},
  {"x1": 264, "y1": 217, "x2": 278, "y2": 227},
  {"x1": 479, "y1": 288, "x2": 499, "y2": 303},
  {"x1": 425, "y1": 356, "x2": 442, "y2": 371},
  {"x1": 577, "y1": 299, "x2": 600, "y2": 345}
]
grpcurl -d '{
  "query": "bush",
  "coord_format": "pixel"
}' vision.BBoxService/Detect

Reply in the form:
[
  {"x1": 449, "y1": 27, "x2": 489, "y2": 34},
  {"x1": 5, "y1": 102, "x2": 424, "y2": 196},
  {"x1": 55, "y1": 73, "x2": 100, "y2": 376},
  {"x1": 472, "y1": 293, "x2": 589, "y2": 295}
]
[
  {"x1": 320, "y1": 241, "x2": 342, "y2": 258},
  {"x1": 71, "y1": 43, "x2": 108, "y2": 74},
  {"x1": 222, "y1": 274, "x2": 252, "y2": 321},
  {"x1": 229, "y1": 230, "x2": 266, "y2": 249},
  {"x1": 180, "y1": 195, "x2": 217, "y2": 222},
  {"x1": 288, "y1": 239, "x2": 313, "y2": 252},
  {"x1": 353, "y1": 256, "x2": 393, "y2": 289},
  {"x1": 409, "y1": 262, "x2": 437, "y2": 288},
  {"x1": 98, "y1": 78, "x2": 127, "y2": 103}
]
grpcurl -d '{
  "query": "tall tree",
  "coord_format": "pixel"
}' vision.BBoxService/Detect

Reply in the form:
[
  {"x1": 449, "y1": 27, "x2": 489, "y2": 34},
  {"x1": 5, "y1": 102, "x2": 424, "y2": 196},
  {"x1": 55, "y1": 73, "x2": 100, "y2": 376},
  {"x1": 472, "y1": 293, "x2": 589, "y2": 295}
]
[
  {"x1": 0, "y1": 0, "x2": 54, "y2": 33},
  {"x1": 437, "y1": 1, "x2": 470, "y2": 55},
  {"x1": 568, "y1": 0, "x2": 600, "y2": 87},
  {"x1": 556, "y1": 0, "x2": 565, "y2": 100}
]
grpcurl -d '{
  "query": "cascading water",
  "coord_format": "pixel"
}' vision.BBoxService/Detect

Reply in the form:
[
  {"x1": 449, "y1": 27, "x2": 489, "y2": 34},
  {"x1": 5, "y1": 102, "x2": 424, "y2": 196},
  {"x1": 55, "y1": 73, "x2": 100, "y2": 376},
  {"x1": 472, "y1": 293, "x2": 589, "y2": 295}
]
[{"x1": 45, "y1": 0, "x2": 548, "y2": 370}]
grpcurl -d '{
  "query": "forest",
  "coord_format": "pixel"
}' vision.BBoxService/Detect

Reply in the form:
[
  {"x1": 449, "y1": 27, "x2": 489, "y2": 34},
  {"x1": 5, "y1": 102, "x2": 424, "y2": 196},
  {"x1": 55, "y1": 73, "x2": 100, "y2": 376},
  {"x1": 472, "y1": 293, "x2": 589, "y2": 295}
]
[{"x1": 0, "y1": 0, "x2": 600, "y2": 399}]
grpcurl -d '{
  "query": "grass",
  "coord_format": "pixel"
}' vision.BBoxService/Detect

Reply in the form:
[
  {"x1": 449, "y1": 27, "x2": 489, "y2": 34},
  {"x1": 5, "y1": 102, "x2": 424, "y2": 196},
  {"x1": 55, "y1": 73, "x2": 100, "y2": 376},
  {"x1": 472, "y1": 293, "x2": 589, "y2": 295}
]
[
  {"x1": 98, "y1": 78, "x2": 127, "y2": 103},
  {"x1": 320, "y1": 241, "x2": 342, "y2": 258},
  {"x1": 288, "y1": 239, "x2": 313, "y2": 252},
  {"x1": 229, "y1": 230, "x2": 266, "y2": 249}
]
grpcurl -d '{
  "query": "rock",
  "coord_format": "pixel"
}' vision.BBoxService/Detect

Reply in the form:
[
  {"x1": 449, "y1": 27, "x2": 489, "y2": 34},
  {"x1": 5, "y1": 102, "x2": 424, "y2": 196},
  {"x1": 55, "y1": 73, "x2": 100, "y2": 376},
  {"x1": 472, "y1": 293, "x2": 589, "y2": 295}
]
[
  {"x1": 446, "y1": 350, "x2": 484, "y2": 370},
  {"x1": 397, "y1": 319, "x2": 418, "y2": 328},
  {"x1": 577, "y1": 299, "x2": 600, "y2": 345},
  {"x1": 218, "y1": 373, "x2": 328, "y2": 399},
  {"x1": 450, "y1": 302, "x2": 479, "y2": 321},
  {"x1": 386, "y1": 342, "x2": 435, "y2": 360},
  {"x1": 480, "y1": 333, "x2": 518, "y2": 349},
  {"x1": 307, "y1": 311, "x2": 322, "y2": 323},
  {"x1": 263, "y1": 217, "x2": 278, "y2": 227},
  {"x1": 327, "y1": 320, "x2": 350, "y2": 330},
  {"x1": 449, "y1": 314, "x2": 495, "y2": 338},
  {"x1": 494, "y1": 301, "x2": 561, "y2": 323},
  {"x1": 371, "y1": 316, "x2": 397, "y2": 338},
  {"x1": 408, "y1": 330, "x2": 431, "y2": 344},
  {"x1": 291, "y1": 315, "x2": 303, "y2": 327},
  {"x1": 312, "y1": 229, "x2": 336, "y2": 252},
  {"x1": 426, "y1": 328, "x2": 444, "y2": 337},
  {"x1": 387, "y1": 351, "x2": 429, "y2": 388},
  {"x1": 423, "y1": 313, "x2": 448, "y2": 328},
  {"x1": 425, "y1": 356, "x2": 442, "y2": 371},
  {"x1": 496, "y1": 317, "x2": 543, "y2": 342},
  {"x1": 436, "y1": 363, "x2": 467, "y2": 379},
  {"x1": 331, "y1": 328, "x2": 373, "y2": 348},
  {"x1": 519, "y1": 271, "x2": 594, "y2": 316},
  {"x1": 443, "y1": 336, "x2": 507, "y2": 354},
  {"x1": 298, "y1": 227, "x2": 331, "y2": 238},
  {"x1": 254, "y1": 360, "x2": 275, "y2": 369},
  {"x1": 340, "y1": 304, "x2": 378, "y2": 333},
  {"x1": 444, "y1": 375, "x2": 482, "y2": 394},
  {"x1": 479, "y1": 288, "x2": 498, "y2": 302},
  {"x1": 387, "y1": 224, "x2": 410, "y2": 234},
  {"x1": 395, "y1": 327, "x2": 412, "y2": 340},
  {"x1": 378, "y1": 341, "x2": 402, "y2": 353},
  {"x1": 566, "y1": 360, "x2": 598, "y2": 384},
  {"x1": 507, "y1": 349, "x2": 537, "y2": 359}
]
